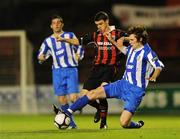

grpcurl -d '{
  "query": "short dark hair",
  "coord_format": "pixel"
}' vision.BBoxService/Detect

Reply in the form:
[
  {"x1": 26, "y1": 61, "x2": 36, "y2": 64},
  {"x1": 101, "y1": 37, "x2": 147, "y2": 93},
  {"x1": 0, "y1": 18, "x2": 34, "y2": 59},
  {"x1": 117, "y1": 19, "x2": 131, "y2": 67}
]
[
  {"x1": 51, "y1": 15, "x2": 63, "y2": 23},
  {"x1": 94, "y1": 11, "x2": 109, "y2": 22},
  {"x1": 128, "y1": 25, "x2": 148, "y2": 45}
]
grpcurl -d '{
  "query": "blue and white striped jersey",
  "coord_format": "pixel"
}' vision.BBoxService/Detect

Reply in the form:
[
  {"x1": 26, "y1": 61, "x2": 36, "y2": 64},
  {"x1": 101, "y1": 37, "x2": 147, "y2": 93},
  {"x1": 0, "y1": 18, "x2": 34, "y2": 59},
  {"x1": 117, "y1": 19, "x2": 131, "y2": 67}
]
[
  {"x1": 38, "y1": 31, "x2": 84, "y2": 69},
  {"x1": 122, "y1": 43, "x2": 164, "y2": 90}
]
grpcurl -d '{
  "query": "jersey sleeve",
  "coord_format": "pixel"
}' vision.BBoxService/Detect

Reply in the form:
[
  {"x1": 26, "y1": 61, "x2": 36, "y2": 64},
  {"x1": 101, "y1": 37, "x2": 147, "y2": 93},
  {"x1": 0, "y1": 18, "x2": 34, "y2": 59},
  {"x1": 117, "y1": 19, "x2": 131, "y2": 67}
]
[
  {"x1": 147, "y1": 50, "x2": 164, "y2": 70},
  {"x1": 115, "y1": 29, "x2": 129, "y2": 55},
  {"x1": 38, "y1": 40, "x2": 51, "y2": 60},
  {"x1": 76, "y1": 45, "x2": 84, "y2": 60},
  {"x1": 71, "y1": 32, "x2": 77, "y2": 39}
]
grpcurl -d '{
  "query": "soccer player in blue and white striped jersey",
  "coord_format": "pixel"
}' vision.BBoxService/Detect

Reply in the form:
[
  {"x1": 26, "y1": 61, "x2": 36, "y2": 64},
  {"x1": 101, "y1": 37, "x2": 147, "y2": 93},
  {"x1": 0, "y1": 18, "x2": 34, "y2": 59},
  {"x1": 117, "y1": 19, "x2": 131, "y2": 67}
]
[
  {"x1": 59, "y1": 25, "x2": 164, "y2": 129},
  {"x1": 38, "y1": 15, "x2": 84, "y2": 129}
]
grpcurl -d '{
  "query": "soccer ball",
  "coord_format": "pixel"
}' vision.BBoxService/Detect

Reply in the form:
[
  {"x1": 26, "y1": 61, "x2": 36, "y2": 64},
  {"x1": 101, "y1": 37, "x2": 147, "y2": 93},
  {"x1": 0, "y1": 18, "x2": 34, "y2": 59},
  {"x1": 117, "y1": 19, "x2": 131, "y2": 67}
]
[{"x1": 54, "y1": 113, "x2": 70, "y2": 129}]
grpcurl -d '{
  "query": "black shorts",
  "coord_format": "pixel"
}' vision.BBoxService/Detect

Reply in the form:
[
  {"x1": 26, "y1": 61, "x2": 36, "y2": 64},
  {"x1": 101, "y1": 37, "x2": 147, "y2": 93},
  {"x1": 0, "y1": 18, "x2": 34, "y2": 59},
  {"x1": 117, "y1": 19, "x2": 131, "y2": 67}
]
[{"x1": 83, "y1": 65, "x2": 117, "y2": 90}]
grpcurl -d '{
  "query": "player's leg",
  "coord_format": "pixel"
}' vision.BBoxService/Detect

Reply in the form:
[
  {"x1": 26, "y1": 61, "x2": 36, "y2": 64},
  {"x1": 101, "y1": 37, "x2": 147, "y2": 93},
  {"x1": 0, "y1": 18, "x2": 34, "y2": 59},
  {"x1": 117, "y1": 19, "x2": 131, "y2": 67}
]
[
  {"x1": 52, "y1": 95, "x2": 68, "y2": 114},
  {"x1": 65, "y1": 79, "x2": 123, "y2": 126},
  {"x1": 99, "y1": 98, "x2": 108, "y2": 129},
  {"x1": 120, "y1": 110, "x2": 144, "y2": 128},
  {"x1": 85, "y1": 89, "x2": 101, "y2": 123},
  {"x1": 120, "y1": 110, "x2": 132, "y2": 127},
  {"x1": 98, "y1": 82, "x2": 109, "y2": 128},
  {"x1": 88, "y1": 100, "x2": 100, "y2": 113},
  {"x1": 66, "y1": 86, "x2": 106, "y2": 115},
  {"x1": 52, "y1": 68, "x2": 68, "y2": 114},
  {"x1": 83, "y1": 88, "x2": 101, "y2": 113},
  {"x1": 97, "y1": 66, "x2": 114, "y2": 129},
  {"x1": 69, "y1": 93, "x2": 78, "y2": 102},
  {"x1": 57, "y1": 93, "x2": 77, "y2": 129},
  {"x1": 52, "y1": 68, "x2": 77, "y2": 129},
  {"x1": 57, "y1": 96, "x2": 69, "y2": 115},
  {"x1": 120, "y1": 82, "x2": 145, "y2": 128},
  {"x1": 58, "y1": 95, "x2": 68, "y2": 105},
  {"x1": 81, "y1": 89, "x2": 100, "y2": 110},
  {"x1": 65, "y1": 68, "x2": 80, "y2": 129},
  {"x1": 93, "y1": 101, "x2": 101, "y2": 123},
  {"x1": 82, "y1": 76, "x2": 102, "y2": 122}
]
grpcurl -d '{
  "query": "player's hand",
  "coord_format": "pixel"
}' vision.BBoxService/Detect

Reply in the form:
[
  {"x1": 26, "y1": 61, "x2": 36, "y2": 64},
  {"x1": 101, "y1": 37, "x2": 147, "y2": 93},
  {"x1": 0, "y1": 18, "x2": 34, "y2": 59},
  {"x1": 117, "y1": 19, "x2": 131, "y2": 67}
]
[
  {"x1": 38, "y1": 60, "x2": 44, "y2": 64},
  {"x1": 124, "y1": 37, "x2": 130, "y2": 41},
  {"x1": 38, "y1": 54, "x2": 45, "y2": 64},
  {"x1": 54, "y1": 34, "x2": 64, "y2": 42},
  {"x1": 75, "y1": 53, "x2": 80, "y2": 61},
  {"x1": 103, "y1": 32, "x2": 112, "y2": 41},
  {"x1": 147, "y1": 68, "x2": 161, "y2": 82},
  {"x1": 146, "y1": 76, "x2": 156, "y2": 82},
  {"x1": 56, "y1": 36, "x2": 65, "y2": 42}
]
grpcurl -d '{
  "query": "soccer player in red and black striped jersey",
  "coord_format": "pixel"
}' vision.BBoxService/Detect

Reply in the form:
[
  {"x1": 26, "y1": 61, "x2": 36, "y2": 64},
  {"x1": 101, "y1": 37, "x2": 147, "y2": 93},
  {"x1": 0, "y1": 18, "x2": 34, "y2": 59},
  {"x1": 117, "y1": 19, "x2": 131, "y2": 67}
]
[{"x1": 81, "y1": 11, "x2": 126, "y2": 129}]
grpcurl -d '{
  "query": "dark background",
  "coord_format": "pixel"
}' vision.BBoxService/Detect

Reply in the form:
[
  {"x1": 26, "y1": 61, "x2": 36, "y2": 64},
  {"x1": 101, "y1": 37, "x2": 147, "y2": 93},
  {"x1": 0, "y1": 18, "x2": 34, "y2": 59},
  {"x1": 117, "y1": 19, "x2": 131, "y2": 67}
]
[{"x1": 0, "y1": 0, "x2": 180, "y2": 84}]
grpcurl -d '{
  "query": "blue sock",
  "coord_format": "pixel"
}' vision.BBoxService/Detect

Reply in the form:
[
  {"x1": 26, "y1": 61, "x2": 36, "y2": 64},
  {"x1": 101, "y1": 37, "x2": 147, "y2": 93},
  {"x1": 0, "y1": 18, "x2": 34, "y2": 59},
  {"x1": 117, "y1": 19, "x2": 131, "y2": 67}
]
[
  {"x1": 70, "y1": 95, "x2": 89, "y2": 112},
  {"x1": 60, "y1": 104, "x2": 69, "y2": 115},
  {"x1": 60, "y1": 104, "x2": 76, "y2": 127},
  {"x1": 128, "y1": 121, "x2": 140, "y2": 128}
]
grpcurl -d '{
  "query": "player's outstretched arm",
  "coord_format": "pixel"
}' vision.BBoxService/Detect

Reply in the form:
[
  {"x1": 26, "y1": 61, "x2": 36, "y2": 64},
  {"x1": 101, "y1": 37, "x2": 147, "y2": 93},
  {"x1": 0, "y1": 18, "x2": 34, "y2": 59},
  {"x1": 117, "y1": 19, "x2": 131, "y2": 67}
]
[
  {"x1": 147, "y1": 68, "x2": 161, "y2": 82},
  {"x1": 104, "y1": 32, "x2": 127, "y2": 54}
]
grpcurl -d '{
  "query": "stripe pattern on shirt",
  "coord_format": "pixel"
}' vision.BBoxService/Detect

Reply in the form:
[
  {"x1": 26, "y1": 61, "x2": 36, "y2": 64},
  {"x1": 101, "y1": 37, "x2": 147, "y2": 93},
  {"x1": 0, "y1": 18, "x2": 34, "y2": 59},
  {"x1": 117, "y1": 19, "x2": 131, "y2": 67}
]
[
  {"x1": 93, "y1": 29, "x2": 123, "y2": 65},
  {"x1": 123, "y1": 43, "x2": 164, "y2": 90},
  {"x1": 38, "y1": 32, "x2": 84, "y2": 69}
]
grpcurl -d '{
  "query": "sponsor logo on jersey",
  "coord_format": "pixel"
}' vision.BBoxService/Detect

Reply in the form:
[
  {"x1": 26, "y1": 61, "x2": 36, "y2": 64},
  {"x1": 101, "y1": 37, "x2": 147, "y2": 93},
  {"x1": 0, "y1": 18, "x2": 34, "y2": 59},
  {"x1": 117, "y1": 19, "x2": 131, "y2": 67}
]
[{"x1": 97, "y1": 42, "x2": 112, "y2": 45}]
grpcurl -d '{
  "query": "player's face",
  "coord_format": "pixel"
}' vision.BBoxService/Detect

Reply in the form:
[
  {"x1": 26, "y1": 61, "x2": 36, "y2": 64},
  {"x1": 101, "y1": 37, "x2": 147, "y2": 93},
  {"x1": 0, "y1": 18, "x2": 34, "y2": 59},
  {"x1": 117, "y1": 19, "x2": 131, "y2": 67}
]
[
  {"x1": 129, "y1": 34, "x2": 142, "y2": 49},
  {"x1": 95, "y1": 19, "x2": 108, "y2": 33},
  {"x1": 51, "y1": 18, "x2": 63, "y2": 33}
]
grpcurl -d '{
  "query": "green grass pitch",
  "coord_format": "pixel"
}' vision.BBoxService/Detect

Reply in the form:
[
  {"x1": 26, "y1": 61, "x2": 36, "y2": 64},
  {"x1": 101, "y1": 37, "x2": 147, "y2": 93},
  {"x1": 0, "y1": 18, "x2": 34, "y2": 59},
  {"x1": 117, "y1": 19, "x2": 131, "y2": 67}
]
[{"x1": 0, "y1": 114, "x2": 180, "y2": 139}]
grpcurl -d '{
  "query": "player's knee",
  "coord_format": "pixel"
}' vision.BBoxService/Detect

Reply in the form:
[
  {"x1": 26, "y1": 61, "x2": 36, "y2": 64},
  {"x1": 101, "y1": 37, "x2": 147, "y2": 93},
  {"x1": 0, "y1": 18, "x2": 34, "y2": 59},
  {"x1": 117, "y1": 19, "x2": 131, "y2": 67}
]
[
  {"x1": 70, "y1": 95, "x2": 78, "y2": 103},
  {"x1": 120, "y1": 119, "x2": 129, "y2": 128},
  {"x1": 58, "y1": 96, "x2": 68, "y2": 104},
  {"x1": 86, "y1": 91, "x2": 96, "y2": 100},
  {"x1": 80, "y1": 89, "x2": 88, "y2": 96},
  {"x1": 100, "y1": 82, "x2": 108, "y2": 86},
  {"x1": 70, "y1": 97, "x2": 77, "y2": 103}
]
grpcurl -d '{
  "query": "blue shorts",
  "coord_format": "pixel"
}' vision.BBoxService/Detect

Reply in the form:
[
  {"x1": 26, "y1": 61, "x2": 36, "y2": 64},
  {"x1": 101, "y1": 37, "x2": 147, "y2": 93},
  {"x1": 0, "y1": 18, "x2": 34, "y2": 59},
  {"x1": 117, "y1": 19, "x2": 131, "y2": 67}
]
[
  {"x1": 52, "y1": 68, "x2": 79, "y2": 96},
  {"x1": 104, "y1": 79, "x2": 145, "y2": 114}
]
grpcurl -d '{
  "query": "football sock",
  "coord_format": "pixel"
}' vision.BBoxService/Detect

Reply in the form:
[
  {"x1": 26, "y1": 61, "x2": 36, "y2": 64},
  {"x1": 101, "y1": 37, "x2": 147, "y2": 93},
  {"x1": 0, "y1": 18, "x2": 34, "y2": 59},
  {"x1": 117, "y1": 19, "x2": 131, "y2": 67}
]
[
  {"x1": 100, "y1": 111, "x2": 107, "y2": 125},
  {"x1": 88, "y1": 100, "x2": 99, "y2": 109},
  {"x1": 60, "y1": 104, "x2": 69, "y2": 111},
  {"x1": 61, "y1": 104, "x2": 76, "y2": 127},
  {"x1": 127, "y1": 121, "x2": 141, "y2": 128},
  {"x1": 99, "y1": 99, "x2": 108, "y2": 125},
  {"x1": 69, "y1": 95, "x2": 89, "y2": 113}
]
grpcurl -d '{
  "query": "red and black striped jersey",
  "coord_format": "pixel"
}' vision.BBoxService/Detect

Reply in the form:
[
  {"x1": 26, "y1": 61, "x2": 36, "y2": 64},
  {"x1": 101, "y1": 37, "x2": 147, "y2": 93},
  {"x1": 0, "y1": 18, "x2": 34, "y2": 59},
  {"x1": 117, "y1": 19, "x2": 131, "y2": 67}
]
[{"x1": 90, "y1": 27, "x2": 125, "y2": 65}]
